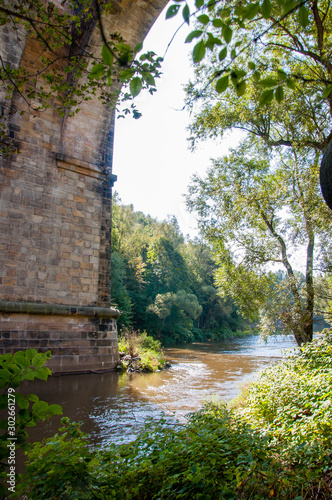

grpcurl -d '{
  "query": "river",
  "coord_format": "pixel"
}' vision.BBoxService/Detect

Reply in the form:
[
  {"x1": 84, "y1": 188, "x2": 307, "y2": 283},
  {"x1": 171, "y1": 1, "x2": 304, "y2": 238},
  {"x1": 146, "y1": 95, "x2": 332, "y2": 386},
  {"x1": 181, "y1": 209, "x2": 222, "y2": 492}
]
[{"x1": 22, "y1": 334, "x2": 298, "y2": 447}]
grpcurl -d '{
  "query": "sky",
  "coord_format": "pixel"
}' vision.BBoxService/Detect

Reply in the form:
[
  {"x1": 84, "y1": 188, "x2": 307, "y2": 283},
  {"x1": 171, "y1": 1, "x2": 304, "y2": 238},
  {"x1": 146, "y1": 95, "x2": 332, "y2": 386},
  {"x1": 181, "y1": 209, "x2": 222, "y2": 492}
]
[{"x1": 112, "y1": 3, "x2": 234, "y2": 239}]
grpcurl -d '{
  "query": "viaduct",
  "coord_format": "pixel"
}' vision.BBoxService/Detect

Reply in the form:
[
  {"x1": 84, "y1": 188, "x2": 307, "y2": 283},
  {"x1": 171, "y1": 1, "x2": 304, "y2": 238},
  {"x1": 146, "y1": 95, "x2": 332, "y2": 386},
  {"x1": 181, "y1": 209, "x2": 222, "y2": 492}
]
[
  {"x1": 1, "y1": 0, "x2": 332, "y2": 374},
  {"x1": 0, "y1": 0, "x2": 168, "y2": 373}
]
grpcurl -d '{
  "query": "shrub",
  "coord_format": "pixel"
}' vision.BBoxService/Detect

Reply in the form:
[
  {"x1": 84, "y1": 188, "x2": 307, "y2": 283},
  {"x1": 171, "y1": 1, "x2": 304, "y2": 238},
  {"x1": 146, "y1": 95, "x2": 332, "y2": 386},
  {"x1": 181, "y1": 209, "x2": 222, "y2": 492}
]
[
  {"x1": 118, "y1": 329, "x2": 165, "y2": 372},
  {"x1": 234, "y1": 331, "x2": 332, "y2": 489},
  {"x1": 0, "y1": 350, "x2": 62, "y2": 498}
]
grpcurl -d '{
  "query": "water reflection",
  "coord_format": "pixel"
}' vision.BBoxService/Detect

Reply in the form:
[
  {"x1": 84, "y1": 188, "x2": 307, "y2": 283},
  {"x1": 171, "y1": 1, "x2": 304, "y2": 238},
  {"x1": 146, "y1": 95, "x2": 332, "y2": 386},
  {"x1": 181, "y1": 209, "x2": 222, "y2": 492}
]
[{"x1": 23, "y1": 335, "x2": 297, "y2": 447}]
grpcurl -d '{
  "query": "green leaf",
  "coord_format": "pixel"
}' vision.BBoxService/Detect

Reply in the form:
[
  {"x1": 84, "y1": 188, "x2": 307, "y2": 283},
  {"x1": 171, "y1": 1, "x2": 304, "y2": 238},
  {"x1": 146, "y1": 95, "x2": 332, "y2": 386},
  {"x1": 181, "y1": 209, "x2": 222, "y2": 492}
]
[
  {"x1": 282, "y1": 0, "x2": 295, "y2": 15},
  {"x1": 231, "y1": 49, "x2": 236, "y2": 59},
  {"x1": 13, "y1": 353, "x2": 30, "y2": 368},
  {"x1": 212, "y1": 18, "x2": 223, "y2": 27},
  {"x1": 48, "y1": 404, "x2": 63, "y2": 416},
  {"x1": 89, "y1": 63, "x2": 105, "y2": 79},
  {"x1": 32, "y1": 353, "x2": 46, "y2": 368},
  {"x1": 219, "y1": 47, "x2": 227, "y2": 61},
  {"x1": 195, "y1": 0, "x2": 204, "y2": 6},
  {"x1": 32, "y1": 401, "x2": 49, "y2": 418},
  {"x1": 286, "y1": 78, "x2": 296, "y2": 89},
  {"x1": 130, "y1": 77, "x2": 142, "y2": 97},
  {"x1": 182, "y1": 3, "x2": 190, "y2": 24},
  {"x1": 206, "y1": 33, "x2": 222, "y2": 51},
  {"x1": 120, "y1": 68, "x2": 135, "y2": 82},
  {"x1": 166, "y1": 4, "x2": 180, "y2": 19},
  {"x1": 33, "y1": 366, "x2": 51, "y2": 381},
  {"x1": 243, "y1": 2, "x2": 260, "y2": 20},
  {"x1": 185, "y1": 30, "x2": 203, "y2": 43},
  {"x1": 222, "y1": 25, "x2": 232, "y2": 43},
  {"x1": 259, "y1": 89, "x2": 274, "y2": 106},
  {"x1": 142, "y1": 72, "x2": 155, "y2": 86},
  {"x1": 260, "y1": 0, "x2": 272, "y2": 18},
  {"x1": 215, "y1": 75, "x2": 229, "y2": 93},
  {"x1": 298, "y1": 5, "x2": 309, "y2": 28},
  {"x1": 27, "y1": 394, "x2": 39, "y2": 402},
  {"x1": 16, "y1": 393, "x2": 29, "y2": 409},
  {"x1": 259, "y1": 77, "x2": 278, "y2": 88},
  {"x1": 101, "y1": 44, "x2": 113, "y2": 67},
  {"x1": 277, "y1": 68, "x2": 288, "y2": 80},
  {"x1": 134, "y1": 41, "x2": 143, "y2": 54},
  {"x1": 106, "y1": 69, "x2": 112, "y2": 86},
  {"x1": 275, "y1": 85, "x2": 284, "y2": 102},
  {"x1": 197, "y1": 14, "x2": 210, "y2": 25},
  {"x1": 236, "y1": 80, "x2": 247, "y2": 96},
  {"x1": 193, "y1": 40, "x2": 206, "y2": 63},
  {"x1": 322, "y1": 84, "x2": 332, "y2": 98},
  {"x1": 248, "y1": 61, "x2": 256, "y2": 70}
]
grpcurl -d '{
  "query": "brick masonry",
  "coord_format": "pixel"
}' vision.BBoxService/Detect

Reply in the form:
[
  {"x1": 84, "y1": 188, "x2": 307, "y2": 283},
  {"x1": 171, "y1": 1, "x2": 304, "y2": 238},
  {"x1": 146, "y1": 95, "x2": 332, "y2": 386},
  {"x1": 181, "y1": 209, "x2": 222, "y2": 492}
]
[{"x1": 0, "y1": 0, "x2": 168, "y2": 373}]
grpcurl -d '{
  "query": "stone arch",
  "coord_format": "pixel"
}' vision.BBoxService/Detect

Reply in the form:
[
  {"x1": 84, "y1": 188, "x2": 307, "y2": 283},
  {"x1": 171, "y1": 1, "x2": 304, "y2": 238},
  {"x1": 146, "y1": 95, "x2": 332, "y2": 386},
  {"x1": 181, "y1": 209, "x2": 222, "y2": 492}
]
[{"x1": 0, "y1": 0, "x2": 168, "y2": 373}]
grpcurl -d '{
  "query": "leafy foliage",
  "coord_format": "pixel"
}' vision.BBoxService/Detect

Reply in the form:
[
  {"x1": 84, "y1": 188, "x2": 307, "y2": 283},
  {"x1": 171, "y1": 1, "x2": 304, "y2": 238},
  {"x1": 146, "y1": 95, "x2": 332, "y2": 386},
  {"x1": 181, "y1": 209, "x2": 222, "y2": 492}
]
[
  {"x1": 111, "y1": 195, "x2": 247, "y2": 344},
  {"x1": 0, "y1": 350, "x2": 62, "y2": 498},
  {"x1": 117, "y1": 330, "x2": 166, "y2": 372},
  {"x1": 19, "y1": 334, "x2": 332, "y2": 499},
  {"x1": 166, "y1": 0, "x2": 332, "y2": 115},
  {"x1": 187, "y1": 137, "x2": 332, "y2": 344},
  {"x1": 235, "y1": 330, "x2": 332, "y2": 476}
]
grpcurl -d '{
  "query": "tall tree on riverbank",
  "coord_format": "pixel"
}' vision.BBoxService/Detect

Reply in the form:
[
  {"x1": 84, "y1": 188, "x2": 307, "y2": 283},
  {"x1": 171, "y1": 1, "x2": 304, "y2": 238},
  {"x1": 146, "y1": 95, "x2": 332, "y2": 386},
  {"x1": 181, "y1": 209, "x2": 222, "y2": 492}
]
[
  {"x1": 187, "y1": 138, "x2": 332, "y2": 345},
  {"x1": 184, "y1": 3, "x2": 332, "y2": 345}
]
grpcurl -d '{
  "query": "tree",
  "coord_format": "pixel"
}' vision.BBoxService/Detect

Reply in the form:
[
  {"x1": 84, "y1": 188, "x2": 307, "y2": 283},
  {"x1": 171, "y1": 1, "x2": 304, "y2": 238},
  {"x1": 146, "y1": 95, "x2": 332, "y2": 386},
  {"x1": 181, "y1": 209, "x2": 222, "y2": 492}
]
[
  {"x1": 0, "y1": 0, "x2": 163, "y2": 155},
  {"x1": 168, "y1": 0, "x2": 332, "y2": 114},
  {"x1": 111, "y1": 197, "x2": 246, "y2": 342},
  {"x1": 185, "y1": 14, "x2": 332, "y2": 344},
  {"x1": 187, "y1": 138, "x2": 332, "y2": 345},
  {"x1": 167, "y1": 0, "x2": 332, "y2": 208},
  {"x1": 147, "y1": 290, "x2": 202, "y2": 343}
]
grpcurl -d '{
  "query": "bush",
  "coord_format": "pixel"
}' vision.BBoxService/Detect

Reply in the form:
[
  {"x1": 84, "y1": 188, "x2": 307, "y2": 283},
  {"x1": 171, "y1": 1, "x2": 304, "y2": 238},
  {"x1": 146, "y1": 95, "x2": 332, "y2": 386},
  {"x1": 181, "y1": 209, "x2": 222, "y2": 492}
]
[
  {"x1": 234, "y1": 330, "x2": 332, "y2": 491},
  {"x1": 11, "y1": 333, "x2": 332, "y2": 499},
  {"x1": 118, "y1": 329, "x2": 165, "y2": 372},
  {"x1": 0, "y1": 350, "x2": 62, "y2": 499}
]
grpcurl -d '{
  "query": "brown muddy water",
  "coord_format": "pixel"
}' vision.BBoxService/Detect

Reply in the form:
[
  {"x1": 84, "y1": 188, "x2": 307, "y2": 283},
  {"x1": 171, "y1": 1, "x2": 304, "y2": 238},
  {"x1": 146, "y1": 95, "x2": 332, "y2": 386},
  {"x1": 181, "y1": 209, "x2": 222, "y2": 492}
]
[{"x1": 22, "y1": 335, "x2": 298, "y2": 447}]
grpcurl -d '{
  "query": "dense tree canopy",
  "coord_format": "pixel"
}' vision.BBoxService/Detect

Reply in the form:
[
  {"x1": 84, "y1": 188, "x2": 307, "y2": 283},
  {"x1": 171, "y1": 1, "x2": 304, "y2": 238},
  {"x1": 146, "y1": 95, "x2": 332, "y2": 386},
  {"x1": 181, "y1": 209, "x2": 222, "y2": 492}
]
[{"x1": 111, "y1": 195, "x2": 247, "y2": 344}]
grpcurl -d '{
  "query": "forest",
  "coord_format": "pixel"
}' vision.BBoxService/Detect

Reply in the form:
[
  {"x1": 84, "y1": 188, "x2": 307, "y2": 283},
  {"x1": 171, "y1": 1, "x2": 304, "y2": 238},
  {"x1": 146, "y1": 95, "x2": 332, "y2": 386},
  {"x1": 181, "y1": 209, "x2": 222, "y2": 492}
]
[{"x1": 110, "y1": 194, "x2": 248, "y2": 345}]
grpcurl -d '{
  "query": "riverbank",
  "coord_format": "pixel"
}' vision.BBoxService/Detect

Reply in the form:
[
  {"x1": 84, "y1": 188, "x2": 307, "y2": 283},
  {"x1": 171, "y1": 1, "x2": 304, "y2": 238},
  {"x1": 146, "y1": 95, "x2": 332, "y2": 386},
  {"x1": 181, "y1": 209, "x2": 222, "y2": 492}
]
[
  {"x1": 117, "y1": 330, "x2": 167, "y2": 372},
  {"x1": 16, "y1": 331, "x2": 332, "y2": 499}
]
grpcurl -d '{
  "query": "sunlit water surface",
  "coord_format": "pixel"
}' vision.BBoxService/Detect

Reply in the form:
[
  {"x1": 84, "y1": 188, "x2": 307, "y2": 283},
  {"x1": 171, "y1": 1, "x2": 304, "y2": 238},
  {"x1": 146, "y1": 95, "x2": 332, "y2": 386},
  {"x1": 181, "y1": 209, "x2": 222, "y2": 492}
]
[{"x1": 23, "y1": 335, "x2": 297, "y2": 447}]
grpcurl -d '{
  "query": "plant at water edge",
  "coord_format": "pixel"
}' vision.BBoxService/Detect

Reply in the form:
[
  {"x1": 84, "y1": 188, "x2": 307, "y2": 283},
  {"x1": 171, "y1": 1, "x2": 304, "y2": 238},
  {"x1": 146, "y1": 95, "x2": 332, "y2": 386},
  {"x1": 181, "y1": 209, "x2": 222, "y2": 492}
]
[
  {"x1": 0, "y1": 350, "x2": 62, "y2": 499},
  {"x1": 118, "y1": 329, "x2": 165, "y2": 372},
  {"x1": 233, "y1": 330, "x2": 332, "y2": 491},
  {"x1": 19, "y1": 402, "x2": 315, "y2": 499}
]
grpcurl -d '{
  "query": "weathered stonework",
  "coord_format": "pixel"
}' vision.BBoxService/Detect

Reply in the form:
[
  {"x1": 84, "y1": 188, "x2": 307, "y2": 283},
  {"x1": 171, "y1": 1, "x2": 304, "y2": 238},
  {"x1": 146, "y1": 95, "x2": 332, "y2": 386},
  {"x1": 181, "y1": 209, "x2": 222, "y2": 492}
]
[
  {"x1": 0, "y1": 0, "x2": 168, "y2": 372},
  {"x1": 0, "y1": 301, "x2": 119, "y2": 373}
]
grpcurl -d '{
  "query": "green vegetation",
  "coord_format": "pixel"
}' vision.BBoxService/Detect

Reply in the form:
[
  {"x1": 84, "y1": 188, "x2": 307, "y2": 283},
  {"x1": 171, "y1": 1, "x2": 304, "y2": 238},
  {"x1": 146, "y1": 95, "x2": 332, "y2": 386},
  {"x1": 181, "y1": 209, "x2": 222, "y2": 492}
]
[
  {"x1": 169, "y1": 0, "x2": 332, "y2": 118},
  {"x1": 12, "y1": 332, "x2": 332, "y2": 499},
  {"x1": 111, "y1": 195, "x2": 249, "y2": 345},
  {"x1": 0, "y1": 350, "x2": 62, "y2": 498},
  {"x1": 185, "y1": 0, "x2": 332, "y2": 346},
  {"x1": 117, "y1": 330, "x2": 166, "y2": 372}
]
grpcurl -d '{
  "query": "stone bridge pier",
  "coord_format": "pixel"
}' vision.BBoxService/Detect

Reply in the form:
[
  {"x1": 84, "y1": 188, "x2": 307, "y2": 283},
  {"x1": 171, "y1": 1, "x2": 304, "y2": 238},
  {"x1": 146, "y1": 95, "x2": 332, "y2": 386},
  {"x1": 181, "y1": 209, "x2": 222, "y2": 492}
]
[{"x1": 0, "y1": 0, "x2": 167, "y2": 373}]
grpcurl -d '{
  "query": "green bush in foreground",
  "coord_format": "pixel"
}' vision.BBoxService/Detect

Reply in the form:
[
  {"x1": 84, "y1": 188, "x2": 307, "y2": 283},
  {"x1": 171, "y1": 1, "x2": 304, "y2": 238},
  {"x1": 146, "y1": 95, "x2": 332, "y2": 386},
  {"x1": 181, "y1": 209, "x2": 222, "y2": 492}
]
[
  {"x1": 234, "y1": 330, "x2": 332, "y2": 477},
  {"x1": 0, "y1": 350, "x2": 62, "y2": 499},
  {"x1": 14, "y1": 333, "x2": 332, "y2": 499}
]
